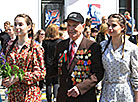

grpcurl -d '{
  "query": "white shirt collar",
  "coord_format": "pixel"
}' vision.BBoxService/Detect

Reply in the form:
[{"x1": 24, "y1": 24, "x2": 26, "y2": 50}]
[
  {"x1": 108, "y1": 38, "x2": 133, "y2": 51},
  {"x1": 69, "y1": 33, "x2": 83, "y2": 47}
]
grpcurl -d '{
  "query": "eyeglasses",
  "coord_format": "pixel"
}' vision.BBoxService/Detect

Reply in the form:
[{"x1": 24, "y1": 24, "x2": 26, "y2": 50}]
[
  {"x1": 103, "y1": 19, "x2": 107, "y2": 20},
  {"x1": 124, "y1": 13, "x2": 128, "y2": 16},
  {"x1": 86, "y1": 32, "x2": 91, "y2": 34},
  {"x1": 60, "y1": 27, "x2": 67, "y2": 30},
  {"x1": 40, "y1": 33, "x2": 45, "y2": 35}
]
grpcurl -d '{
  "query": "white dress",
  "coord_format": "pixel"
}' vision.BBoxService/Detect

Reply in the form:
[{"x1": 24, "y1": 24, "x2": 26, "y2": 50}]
[{"x1": 100, "y1": 39, "x2": 138, "y2": 102}]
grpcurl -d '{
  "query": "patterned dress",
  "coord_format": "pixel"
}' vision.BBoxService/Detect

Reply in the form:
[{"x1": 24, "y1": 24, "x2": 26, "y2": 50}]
[
  {"x1": 100, "y1": 39, "x2": 138, "y2": 102},
  {"x1": 6, "y1": 39, "x2": 46, "y2": 102}
]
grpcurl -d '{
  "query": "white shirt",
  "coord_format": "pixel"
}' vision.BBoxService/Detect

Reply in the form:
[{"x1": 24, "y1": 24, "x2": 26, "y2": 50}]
[{"x1": 69, "y1": 33, "x2": 83, "y2": 54}]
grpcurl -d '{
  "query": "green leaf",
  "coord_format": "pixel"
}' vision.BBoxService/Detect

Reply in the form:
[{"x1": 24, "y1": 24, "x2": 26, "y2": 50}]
[{"x1": 15, "y1": 74, "x2": 17, "y2": 78}]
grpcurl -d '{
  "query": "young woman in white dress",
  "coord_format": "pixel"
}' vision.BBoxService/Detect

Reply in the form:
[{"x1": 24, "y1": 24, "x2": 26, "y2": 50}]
[{"x1": 100, "y1": 13, "x2": 138, "y2": 102}]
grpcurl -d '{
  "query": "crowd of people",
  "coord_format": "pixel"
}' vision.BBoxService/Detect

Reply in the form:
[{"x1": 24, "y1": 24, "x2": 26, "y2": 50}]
[{"x1": 0, "y1": 10, "x2": 138, "y2": 102}]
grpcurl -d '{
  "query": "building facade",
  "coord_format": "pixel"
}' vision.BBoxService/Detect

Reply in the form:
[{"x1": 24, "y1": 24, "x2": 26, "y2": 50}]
[
  {"x1": 41, "y1": 0, "x2": 138, "y2": 30},
  {"x1": 0, "y1": 0, "x2": 137, "y2": 31}
]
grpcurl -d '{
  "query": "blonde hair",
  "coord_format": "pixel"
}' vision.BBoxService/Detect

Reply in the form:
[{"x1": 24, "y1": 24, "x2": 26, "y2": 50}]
[
  {"x1": 45, "y1": 24, "x2": 59, "y2": 40},
  {"x1": 99, "y1": 23, "x2": 108, "y2": 34}
]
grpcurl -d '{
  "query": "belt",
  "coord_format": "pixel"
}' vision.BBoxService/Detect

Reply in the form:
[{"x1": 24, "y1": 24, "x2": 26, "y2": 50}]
[{"x1": 105, "y1": 80, "x2": 128, "y2": 84}]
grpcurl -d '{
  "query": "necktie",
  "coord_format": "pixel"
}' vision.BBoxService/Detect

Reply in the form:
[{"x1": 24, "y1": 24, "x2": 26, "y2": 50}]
[{"x1": 69, "y1": 41, "x2": 76, "y2": 65}]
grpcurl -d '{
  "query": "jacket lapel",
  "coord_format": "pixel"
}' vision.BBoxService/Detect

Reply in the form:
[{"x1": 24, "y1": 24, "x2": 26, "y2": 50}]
[{"x1": 68, "y1": 37, "x2": 87, "y2": 73}]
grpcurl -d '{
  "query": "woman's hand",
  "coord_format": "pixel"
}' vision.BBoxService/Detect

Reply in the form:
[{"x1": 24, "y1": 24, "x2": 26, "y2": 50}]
[{"x1": 2, "y1": 75, "x2": 19, "y2": 87}]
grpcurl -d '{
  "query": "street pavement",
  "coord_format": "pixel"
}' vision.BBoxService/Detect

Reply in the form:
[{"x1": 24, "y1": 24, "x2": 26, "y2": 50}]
[
  {"x1": 0, "y1": 85, "x2": 51, "y2": 102},
  {"x1": 0, "y1": 85, "x2": 100, "y2": 102},
  {"x1": 0, "y1": 86, "x2": 7, "y2": 102}
]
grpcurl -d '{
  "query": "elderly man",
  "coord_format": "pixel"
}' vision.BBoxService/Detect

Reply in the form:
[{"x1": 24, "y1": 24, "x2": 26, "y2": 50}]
[
  {"x1": 95, "y1": 16, "x2": 108, "y2": 30},
  {"x1": 47, "y1": 12, "x2": 104, "y2": 102}
]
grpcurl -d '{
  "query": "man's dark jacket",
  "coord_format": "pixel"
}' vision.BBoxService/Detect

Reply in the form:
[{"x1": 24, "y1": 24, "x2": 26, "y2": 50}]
[{"x1": 47, "y1": 37, "x2": 104, "y2": 102}]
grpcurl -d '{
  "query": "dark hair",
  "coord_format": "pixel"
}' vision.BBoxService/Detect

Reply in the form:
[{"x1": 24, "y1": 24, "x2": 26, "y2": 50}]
[
  {"x1": 60, "y1": 27, "x2": 67, "y2": 30},
  {"x1": 59, "y1": 23, "x2": 67, "y2": 30},
  {"x1": 4, "y1": 21, "x2": 11, "y2": 25},
  {"x1": 102, "y1": 13, "x2": 126, "y2": 59},
  {"x1": 35, "y1": 29, "x2": 45, "y2": 43},
  {"x1": 91, "y1": 28, "x2": 98, "y2": 33},
  {"x1": 85, "y1": 18, "x2": 92, "y2": 28}
]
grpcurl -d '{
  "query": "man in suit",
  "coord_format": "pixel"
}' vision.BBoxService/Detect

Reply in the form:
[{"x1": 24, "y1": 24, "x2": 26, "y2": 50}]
[{"x1": 48, "y1": 12, "x2": 104, "y2": 102}]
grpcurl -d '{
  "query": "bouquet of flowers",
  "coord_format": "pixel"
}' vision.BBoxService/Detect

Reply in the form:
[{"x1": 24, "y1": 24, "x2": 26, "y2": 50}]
[{"x1": 0, "y1": 52, "x2": 24, "y2": 93}]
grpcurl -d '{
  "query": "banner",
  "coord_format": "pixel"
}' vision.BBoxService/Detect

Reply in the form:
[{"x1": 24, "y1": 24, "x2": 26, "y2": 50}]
[
  {"x1": 45, "y1": 10, "x2": 60, "y2": 28},
  {"x1": 87, "y1": 4, "x2": 101, "y2": 26}
]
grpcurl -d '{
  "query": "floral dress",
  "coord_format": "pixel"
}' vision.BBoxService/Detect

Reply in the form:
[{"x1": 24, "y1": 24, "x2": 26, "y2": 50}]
[
  {"x1": 100, "y1": 39, "x2": 138, "y2": 102},
  {"x1": 6, "y1": 39, "x2": 46, "y2": 102}
]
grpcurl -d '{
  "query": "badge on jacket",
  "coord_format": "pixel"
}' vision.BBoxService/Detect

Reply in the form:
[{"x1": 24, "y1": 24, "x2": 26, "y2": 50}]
[{"x1": 58, "y1": 50, "x2": 68, "y2": 75}]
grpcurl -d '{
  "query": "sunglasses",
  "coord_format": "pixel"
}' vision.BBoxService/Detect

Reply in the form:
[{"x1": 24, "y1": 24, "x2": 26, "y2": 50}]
[
  {"x1": 40, "y1": 33, "x2": 45, "y2": 35},
  {"x1": 86, "y1": 32, "x2": 91, "y2": 34},
  {"x1": 124, "y1": 13, "x2": 128, "y2": 16}
]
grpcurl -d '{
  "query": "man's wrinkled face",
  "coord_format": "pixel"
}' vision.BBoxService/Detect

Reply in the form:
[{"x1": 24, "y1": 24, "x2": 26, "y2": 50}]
[{"x1": 67, "y1": 20, "x2": 84, "y2": 41}]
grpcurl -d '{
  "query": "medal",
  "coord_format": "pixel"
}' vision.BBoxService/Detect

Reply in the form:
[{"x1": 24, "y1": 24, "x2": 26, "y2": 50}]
[
  {"x1": 82, "y1": 71, "x2": 85, "y2": 75},
  {"x1": 86, "y1": 67, "x2": 89, "y2": 71},
  {"x1": 76, "y1": 78, "x2": 79, "y2": 82},
  {"x1": 77, "y1": 66, "x2": 80, "y2": 70},
  {"x1": 84, "y1": 61, "x2": 88, "y2": 66},
  {"x1": 81, "y1": 60, "x2": 84, "y2": 65},
  {"x1": 71, "y1": 72, "x2": 75, "y2": 77},
  {"x1": 76, "y1": 55, "x2": 80, "y2": 59},
  {"x1": 87, "y1": 60, "x2": 91, "y2": 65},
  {"x1": 71, "y1": 77, "x2": 75, "y2": 81},
  {"x1": 74, "y1": 71, "x2": 78, "y2": 76},
  {"x1": 79, "y1": 79, "x2": 82, "y2": 83},
  {"x1": 80, "y1": 50, "x2": 83, "y2": 54},
  {"x1": 80, "y1": 55, "x2": 83, "y2": 59},
  {"x1": 77, "y1": 60, "x2": 81, "y2": 65},
  {"x1": 88, "y1": 50, "x2": 91, "y2": 53},
  {"x1": 74, "y1": 65, "x2": 78, "y2": 71},
  {"x1": 73, "y1": 81, "x2": 76, "y2": 85},
  {"x1": 78, "y1": 72, "x2": 81, "y2": 75},
  {"x1": 80, "y1": 74, "x2": 82, "y2": 78},
  {"x1": 85, "y1": 55, "x2": 88, "y2": 59},
  {"x1": 88, "y1": 53, "x2": 91, "y2": 57},
  {"x1": 77, "y1": 50, "x2": 80, "y2": 54},
  {"x1": 84, "y1": 49, "x2": 87, "y2": 53}
]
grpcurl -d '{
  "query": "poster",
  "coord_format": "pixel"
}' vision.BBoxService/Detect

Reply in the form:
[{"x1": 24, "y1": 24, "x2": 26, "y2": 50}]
[
  {"x1": 87, "y1": 4, "x2": 101, "y2": 26},
  {"x1": 45, "y1": 10, "x2": 60, "y2": 28}
]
